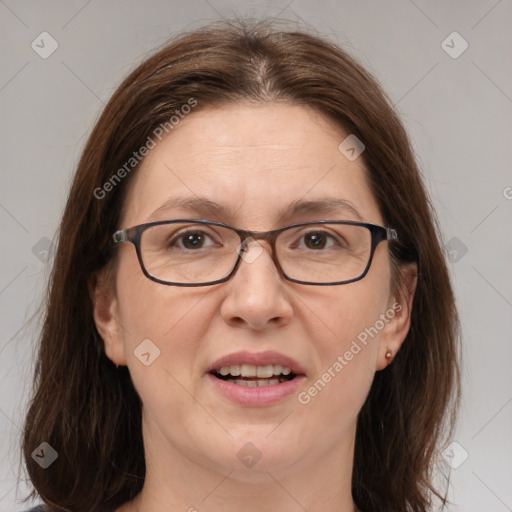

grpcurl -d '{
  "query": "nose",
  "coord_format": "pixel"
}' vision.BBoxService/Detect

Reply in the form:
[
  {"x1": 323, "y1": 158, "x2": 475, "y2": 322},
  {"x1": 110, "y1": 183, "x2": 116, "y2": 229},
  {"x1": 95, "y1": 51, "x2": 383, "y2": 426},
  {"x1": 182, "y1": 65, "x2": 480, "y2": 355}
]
[{"x1": 220, "y1": 238, "x2": 294, "y2": 330}]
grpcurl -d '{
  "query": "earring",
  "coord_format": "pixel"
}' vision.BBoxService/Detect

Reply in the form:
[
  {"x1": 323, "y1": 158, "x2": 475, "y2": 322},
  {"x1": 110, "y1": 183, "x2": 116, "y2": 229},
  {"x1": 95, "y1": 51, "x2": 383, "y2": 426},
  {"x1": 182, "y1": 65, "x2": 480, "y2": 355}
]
[{"x1": 385, "y1": 350, "x2": 393, "y2": 360}]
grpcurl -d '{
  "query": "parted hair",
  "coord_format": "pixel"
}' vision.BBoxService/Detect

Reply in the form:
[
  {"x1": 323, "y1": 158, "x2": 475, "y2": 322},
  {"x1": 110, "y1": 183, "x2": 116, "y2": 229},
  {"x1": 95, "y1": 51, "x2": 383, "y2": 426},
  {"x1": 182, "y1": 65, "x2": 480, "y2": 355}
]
[{"x1": 22, "y1": 17, "x2": 460, "y2": 512}]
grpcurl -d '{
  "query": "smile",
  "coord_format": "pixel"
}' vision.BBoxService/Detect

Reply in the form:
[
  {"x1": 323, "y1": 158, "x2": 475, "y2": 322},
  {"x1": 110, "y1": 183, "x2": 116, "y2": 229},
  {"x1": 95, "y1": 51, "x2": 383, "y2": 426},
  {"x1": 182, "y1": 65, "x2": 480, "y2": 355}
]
[{"x1": 211, "y1": 364, "x2": 296, "y2": 386}]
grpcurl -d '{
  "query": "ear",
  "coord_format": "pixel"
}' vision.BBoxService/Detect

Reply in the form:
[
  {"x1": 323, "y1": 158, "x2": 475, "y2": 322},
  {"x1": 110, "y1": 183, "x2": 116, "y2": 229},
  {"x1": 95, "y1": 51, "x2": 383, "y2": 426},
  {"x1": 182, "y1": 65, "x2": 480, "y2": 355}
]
[
  {"x1": 88, "y1": 267, "x2": 127, "y2": 366},
  {"x1": 376, "y1": 262, "x2": 418, "y2": 371}
]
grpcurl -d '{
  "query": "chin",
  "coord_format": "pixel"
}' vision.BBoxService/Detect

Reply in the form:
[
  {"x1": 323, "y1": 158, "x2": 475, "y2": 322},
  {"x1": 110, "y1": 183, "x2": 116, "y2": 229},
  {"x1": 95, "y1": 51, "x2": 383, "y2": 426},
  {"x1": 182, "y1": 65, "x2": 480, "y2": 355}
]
[{"x1": 218, "y1": 431, "x2": 303, "y2": 477}]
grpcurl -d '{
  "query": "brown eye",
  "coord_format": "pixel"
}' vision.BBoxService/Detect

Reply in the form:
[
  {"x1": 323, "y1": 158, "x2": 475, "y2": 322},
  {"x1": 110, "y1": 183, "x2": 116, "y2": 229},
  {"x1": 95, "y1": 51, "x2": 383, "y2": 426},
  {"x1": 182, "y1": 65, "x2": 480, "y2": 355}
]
[
  {"x1": 170, "y1": 230, "x2": 216, "y2": 250},
  {"x1": 304, "y1": 232, "x2": 328, "y2": 249},
  {"x1": 180, "y1": 232, "x2": 206, "y2": 249}
]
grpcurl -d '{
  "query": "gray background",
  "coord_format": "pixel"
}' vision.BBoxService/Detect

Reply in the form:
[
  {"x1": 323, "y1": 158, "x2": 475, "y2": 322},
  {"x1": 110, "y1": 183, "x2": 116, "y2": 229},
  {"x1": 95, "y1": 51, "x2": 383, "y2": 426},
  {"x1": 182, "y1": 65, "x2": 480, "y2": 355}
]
[{"x1": 1, "y1": 1, "x2": 511, "y2": 511}]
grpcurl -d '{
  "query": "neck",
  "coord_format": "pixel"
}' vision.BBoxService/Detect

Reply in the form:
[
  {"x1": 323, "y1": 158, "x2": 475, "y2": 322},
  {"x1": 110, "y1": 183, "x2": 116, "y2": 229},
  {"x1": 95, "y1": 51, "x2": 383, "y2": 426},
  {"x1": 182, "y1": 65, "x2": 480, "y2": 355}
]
[{"x1": 117, "y1": 415, "x2": 358, "y2": 512}]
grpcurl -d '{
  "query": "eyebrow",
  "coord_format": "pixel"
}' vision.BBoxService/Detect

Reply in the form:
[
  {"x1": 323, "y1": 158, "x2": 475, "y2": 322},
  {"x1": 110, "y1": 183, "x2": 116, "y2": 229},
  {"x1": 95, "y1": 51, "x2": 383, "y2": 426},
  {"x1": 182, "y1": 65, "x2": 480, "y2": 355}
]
[{"x1": 147, "y1": 196, "x2": 365, "y2": 224}]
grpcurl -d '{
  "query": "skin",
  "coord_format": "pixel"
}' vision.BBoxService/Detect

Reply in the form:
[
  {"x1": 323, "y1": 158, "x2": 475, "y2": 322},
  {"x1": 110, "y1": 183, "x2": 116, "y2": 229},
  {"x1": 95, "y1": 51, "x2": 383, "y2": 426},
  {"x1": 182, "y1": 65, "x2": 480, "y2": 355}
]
[{"x1": 91, "y1": 103, "x2": 416, "y2": 512}]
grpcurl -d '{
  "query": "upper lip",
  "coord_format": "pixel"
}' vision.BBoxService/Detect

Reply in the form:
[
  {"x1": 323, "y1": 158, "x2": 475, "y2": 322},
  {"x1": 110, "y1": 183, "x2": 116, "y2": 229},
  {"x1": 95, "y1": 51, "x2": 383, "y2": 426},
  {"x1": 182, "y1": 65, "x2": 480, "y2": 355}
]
[{"x1": 207, "y1": 350, "x2": 306, "y2": 375}]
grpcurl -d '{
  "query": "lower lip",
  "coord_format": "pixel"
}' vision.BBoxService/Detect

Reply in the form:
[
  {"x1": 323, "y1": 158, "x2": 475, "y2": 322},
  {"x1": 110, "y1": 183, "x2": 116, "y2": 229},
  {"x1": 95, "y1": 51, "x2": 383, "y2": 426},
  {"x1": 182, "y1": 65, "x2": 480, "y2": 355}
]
[{"x1": 206, "y1": 373, "x2": 306, "y2": 406}]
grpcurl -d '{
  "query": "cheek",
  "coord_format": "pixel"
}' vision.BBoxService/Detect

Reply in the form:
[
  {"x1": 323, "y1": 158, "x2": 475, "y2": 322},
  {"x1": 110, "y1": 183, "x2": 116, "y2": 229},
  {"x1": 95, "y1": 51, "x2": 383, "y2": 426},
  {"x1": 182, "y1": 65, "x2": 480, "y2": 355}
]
[
  {"x1": 114, "y1": 250, "x2": 210, "y2": 391},
  {"x1": 115, "y1": 244, "x2": 208, "y2": 339},
  {"x1": 302, "y1": 255, "x2": 390, "y2": 354},
  {"x1": 295, "y1": 307, "x2": 378, "y2": 436},
  {"x1": 114, "y1": 264, "x2": 218, "y2": 452},
  {"x1": 297, "y1": 255, "x2": 391, "y2": 414},
  {"x1": 113, "y1": 257, "x2": 228, "y2": 460}
]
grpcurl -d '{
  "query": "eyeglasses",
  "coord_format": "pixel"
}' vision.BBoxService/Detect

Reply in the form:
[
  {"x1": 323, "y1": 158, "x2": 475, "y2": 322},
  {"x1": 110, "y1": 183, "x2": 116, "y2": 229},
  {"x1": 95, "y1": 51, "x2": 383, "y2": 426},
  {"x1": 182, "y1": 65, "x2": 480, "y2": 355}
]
[{"x1": 108, "y1": 219, "x2": 398, "y2": 286}]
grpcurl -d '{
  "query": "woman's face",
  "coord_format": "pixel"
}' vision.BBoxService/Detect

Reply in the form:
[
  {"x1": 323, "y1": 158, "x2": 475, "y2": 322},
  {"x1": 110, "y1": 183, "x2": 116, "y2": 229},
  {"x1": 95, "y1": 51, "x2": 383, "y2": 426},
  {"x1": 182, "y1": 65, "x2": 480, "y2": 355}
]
[{"x1": 94, "y1": 103, "x2": 412, "y2": 480}]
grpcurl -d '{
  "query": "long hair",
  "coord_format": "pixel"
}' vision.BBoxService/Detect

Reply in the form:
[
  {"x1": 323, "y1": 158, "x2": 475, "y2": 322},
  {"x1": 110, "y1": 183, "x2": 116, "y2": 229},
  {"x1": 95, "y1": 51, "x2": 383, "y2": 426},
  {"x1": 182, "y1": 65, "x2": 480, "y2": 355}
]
[{"x1": 22, "y1": 18, "x2": 460, "y2": 512}]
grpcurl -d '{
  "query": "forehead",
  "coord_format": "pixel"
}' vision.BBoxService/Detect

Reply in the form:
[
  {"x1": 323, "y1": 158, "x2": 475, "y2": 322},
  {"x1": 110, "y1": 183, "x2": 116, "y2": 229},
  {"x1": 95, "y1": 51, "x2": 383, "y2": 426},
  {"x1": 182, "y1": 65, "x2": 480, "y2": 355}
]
[{"x1": 120, "y1": 103, "x2": 382, "y2": 228}]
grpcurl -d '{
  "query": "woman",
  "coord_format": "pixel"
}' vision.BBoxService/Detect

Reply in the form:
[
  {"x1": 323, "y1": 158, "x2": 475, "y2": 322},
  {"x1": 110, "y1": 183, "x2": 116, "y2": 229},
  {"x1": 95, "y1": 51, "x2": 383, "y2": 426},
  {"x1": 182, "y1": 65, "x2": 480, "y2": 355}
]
[{"x1": 22, "y1": 18, "x2": 460, "y2": 512}]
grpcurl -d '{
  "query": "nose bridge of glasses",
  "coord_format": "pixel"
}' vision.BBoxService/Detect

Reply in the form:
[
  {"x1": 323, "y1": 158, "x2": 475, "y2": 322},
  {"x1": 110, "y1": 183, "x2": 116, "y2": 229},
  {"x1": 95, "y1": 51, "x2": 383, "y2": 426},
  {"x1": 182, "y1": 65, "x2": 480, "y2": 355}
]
[
  {"x1": 236, "y1": 228, "x2": 279, "y2": 254},
  {"x1": 233, "y1": 229, "x2": 282, "y2": 273}
]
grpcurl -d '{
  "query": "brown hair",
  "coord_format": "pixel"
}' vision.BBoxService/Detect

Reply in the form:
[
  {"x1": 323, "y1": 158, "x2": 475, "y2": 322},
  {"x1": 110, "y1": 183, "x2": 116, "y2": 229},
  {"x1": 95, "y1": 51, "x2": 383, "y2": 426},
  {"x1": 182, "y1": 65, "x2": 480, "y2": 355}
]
[{"x1": 22, "y1": 18, "x2": 460, "y2": 512}]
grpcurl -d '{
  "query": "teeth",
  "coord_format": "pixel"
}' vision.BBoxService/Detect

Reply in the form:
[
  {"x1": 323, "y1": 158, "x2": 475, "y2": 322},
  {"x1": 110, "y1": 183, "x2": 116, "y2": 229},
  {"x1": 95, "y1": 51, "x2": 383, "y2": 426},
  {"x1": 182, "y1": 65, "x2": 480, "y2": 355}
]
[
  {"x1": 217, "y1": 364, "x2": 293, "y2": 378},
  {"x1": 230, "y1": 377, "x2": 284, "y2": 387},
  {"x1": 256, "y1": 365, "x2": 274, "y2": 378},
  {"x1": 241, "y1": 364, "x2": 255, "y2": 377}
]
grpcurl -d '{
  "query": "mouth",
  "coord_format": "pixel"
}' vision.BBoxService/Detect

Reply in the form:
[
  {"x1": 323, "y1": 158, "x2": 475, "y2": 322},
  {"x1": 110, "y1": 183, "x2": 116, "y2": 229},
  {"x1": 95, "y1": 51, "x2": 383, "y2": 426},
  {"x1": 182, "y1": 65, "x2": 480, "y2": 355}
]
[
  {"x1": 205, "y1": 350, "x2": 306, "y2": 405},
  {"x1": 209, "y1": 364, "x2": 298, "y2": 387}
]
